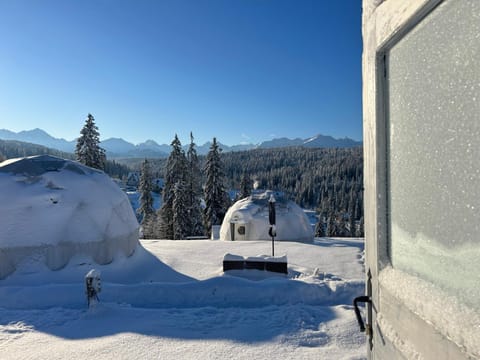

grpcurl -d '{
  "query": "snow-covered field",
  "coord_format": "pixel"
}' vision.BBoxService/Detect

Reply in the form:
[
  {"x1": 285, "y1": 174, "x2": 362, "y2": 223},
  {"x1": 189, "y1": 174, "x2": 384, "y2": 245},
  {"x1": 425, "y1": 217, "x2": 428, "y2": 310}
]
[{"x1": 0, "y1": 238, "x2": 366, "y2": 360}]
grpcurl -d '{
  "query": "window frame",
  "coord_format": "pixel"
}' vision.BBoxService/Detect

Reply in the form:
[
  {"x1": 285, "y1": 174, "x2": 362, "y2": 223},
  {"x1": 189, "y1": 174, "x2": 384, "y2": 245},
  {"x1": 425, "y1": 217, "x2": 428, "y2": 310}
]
[{"x1": 363, "y1": 0, "x2": 480, "y2": 357}]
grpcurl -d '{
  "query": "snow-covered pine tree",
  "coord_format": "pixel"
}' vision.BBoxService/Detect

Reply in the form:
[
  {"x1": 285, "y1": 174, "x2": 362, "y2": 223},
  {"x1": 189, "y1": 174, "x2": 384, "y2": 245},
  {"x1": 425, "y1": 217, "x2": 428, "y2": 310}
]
[
  {"x1": 186, "y1": 132, "x2": 205, "y2": 237},
  {"x1": 172, "y1": 180, "x2": 189, "y2": 240},
  {"x1": 356, "y1": 216, "x2": 364, "y2": 238},
  {"x1": 315, "y1": 217, "x2": 325, "y2": 237},
  {"x1": 326, "y1": 210, "x2": 338, "y2": 237},
  {"x1": 75, "y1": 113, "x2": 106, "y2": 170},
  {"x1": 203, "y1": 137, "x2": 228, "y2": 237},
  {"x1": 157, "y1": 134, "x2": 187, "y2": 239},
  {"x1": 138, "y1": 159, "x2": 156, "y2": 239},
  {"x1": 238, "y1": 172, "x2": 252, "y2": 199},
  {"x1": 349, "y1": 213, "x2": 356, "y2": 237}
]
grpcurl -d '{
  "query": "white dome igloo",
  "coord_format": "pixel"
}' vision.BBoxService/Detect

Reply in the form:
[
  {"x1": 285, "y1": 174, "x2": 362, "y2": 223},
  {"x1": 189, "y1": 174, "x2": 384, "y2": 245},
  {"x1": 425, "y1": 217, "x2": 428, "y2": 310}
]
[
  {"x1": 220, "y1": 190, "x2": 314, "y2": 242},
  {"x1": 0, "y1": 155, "x2": 139, "y2": 279}
]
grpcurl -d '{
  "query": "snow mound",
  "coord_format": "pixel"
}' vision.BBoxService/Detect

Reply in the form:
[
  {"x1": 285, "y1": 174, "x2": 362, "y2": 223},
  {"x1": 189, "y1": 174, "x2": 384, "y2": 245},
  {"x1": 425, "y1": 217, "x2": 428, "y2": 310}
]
[{"x1": 0, "y1": 155, "x2": 139, "y2": 279}]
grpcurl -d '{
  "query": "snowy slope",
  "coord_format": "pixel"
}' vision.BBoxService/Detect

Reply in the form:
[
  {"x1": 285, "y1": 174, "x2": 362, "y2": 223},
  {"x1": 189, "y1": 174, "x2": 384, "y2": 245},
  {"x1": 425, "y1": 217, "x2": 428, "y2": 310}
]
[{"x1": 0, "y1": 239, "x2": 366, "y2": 359}]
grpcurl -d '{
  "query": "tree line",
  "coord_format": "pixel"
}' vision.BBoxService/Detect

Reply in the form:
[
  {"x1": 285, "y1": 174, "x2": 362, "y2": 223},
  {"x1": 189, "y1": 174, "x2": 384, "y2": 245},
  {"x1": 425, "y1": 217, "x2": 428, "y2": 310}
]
[
  {"x1": 1, "y1": 113, "x2": 364, "y2": 238},
  {"x1": 137, "y1": 134, "x2": 229, "y2": 239},
  {"x1": 220, "y1": 147, "x2": 364, "y2": 237},
  {"x1": 134, "y1": 146, "x2": 364, "y2": 238}
]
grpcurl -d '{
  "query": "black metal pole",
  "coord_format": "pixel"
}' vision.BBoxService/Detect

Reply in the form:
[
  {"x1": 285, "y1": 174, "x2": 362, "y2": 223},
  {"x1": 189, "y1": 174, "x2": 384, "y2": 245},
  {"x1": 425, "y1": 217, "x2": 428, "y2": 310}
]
[
  {"x1": 268, "y1": 194, "x2": 276, "y2": 257},
  {"x1": 272, "y1": 233, "x2": 275, "y2": 256}
]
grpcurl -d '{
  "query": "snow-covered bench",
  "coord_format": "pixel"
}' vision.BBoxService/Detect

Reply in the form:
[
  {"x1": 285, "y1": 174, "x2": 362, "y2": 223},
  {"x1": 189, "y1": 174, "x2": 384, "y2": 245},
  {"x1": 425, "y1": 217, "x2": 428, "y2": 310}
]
[{"x1": 223, "y1": 254, "x2": 288, "y2": 274}]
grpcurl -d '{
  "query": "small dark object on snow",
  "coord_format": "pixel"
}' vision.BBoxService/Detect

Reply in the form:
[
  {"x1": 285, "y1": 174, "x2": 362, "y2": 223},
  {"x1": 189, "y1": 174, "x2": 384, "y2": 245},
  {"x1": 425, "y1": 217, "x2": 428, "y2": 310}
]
[{"x1": 85, "y1": 269, "x2": 101, "y2": 308}]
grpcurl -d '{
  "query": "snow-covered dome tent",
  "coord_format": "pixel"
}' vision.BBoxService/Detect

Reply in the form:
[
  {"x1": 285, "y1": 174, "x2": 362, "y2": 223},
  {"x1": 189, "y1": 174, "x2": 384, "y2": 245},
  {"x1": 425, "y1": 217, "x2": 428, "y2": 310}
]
[
  {"x1": 0, "y1": 155, "x2": 139, "y2": 279},
  {"x1": 220, "y1": 190, "x2": 314, "y2": 242}
]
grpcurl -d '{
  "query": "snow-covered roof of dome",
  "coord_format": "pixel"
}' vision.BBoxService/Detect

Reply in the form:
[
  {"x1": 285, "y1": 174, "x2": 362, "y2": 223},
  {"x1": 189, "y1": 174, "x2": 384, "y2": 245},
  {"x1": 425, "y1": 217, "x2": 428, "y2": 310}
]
[
  {"x1": 220, "y1": 190, "x2": 314, "y2": 242},
  {"x1": 0, "y1": 154, "x2": 102, "y2": 176},
  {"x1": 0, "y1": 155, "x2": 139, "y2": 279}
]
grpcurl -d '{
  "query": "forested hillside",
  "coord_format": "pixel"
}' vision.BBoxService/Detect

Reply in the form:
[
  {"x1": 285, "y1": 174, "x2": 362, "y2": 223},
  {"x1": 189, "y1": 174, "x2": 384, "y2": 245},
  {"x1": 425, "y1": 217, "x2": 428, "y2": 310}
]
[
  {"x1": 126, "y1": 146, "x2": 362, "y2": 210},
  {"x1": 128, "y1": 146, "x2": 364, "y2": 236},
  {"x1": 221, "y1": 147, "x2": 364, "y2": 236},
  {"x1": 0, "y1": 139, "x2": 73, "y2": 161},
  {"x1": 1, "y1": 139, "x2": 364, "y2": 237},
  {"x1": 222, "y1": 147, "x2": 363, "y2": 209}
]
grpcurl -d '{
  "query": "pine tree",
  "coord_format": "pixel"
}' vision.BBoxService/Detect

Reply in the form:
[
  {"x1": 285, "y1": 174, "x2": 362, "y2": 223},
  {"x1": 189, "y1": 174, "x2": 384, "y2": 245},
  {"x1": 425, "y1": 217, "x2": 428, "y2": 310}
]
[
  {"x1": 315, "y1": 218, "x2": 325, "y2": 237},
  {"x1": 326, "y1": 210, "x2": 338, "y2": 237},
  {"x1": 138, "y1": 159, "x2": 156, "y2": 239},
  {"x1": 173, "y1": 180, "x2": 189, "y2": 240},
  {"x1": 238, "y1": 172, "x2": 252, "y2": 199},
  {"x1": 186, "y1": 132, "x2": 205, "y2": 237},
  {"x1": 356, "y1": 216, "x2": 364, "y2": 238},
  {"x1": 157, "y1": 135, "x2": 187, "y2": 239},
  {"x1": 349, "y1": 212, "x2": 356, "y2": 237},
  {"x1": 75, "y1": 113, "x2": 106, "y2": 170},
  {"x1": 203, "y1": 137, "x2": 228, "y2": 237}
]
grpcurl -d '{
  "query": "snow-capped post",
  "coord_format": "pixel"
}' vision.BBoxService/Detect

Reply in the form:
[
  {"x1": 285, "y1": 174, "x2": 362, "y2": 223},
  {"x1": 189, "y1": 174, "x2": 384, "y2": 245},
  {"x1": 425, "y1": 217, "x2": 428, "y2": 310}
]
[
  {"x1": 85, "y1": 269, "x2": 101, "y2": 308},
  {"x1": 268, "y1": 194, "x2": 276, "y2": 256}
]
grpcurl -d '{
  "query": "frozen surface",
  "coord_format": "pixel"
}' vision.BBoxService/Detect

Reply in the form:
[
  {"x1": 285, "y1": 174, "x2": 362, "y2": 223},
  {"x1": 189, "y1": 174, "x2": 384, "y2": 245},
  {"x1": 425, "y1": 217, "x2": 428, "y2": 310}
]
[
  {"x1": 380, "y1": 267, "x2": 480, "y2": 358},
  {"x1": 0, "y1": 238, "x2": 366, "y2": 359},
  {"x1": 0, "y1": 155, "x2": 139, "y2": 278},
  {"x1": 220, "y1": 190, "x2": 314, "y2": 242},
  {"x1": 387, "y1": 0, "x2": 480, "y2": 309}
]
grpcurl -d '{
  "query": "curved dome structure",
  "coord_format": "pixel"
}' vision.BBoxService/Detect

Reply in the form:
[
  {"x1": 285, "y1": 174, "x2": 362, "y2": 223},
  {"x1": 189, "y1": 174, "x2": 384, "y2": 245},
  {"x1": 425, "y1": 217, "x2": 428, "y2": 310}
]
[
  {"x1": 220, "y1": 190, "x2": 314, "y2": 242},
  {"x1": 0, "y1": 155, "x2": 139, "y2": 279}
]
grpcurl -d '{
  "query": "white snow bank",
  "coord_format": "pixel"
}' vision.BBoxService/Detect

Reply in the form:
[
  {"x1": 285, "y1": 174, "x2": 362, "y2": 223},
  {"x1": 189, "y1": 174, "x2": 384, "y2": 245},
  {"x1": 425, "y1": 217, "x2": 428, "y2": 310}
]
[
  {"x1": 0, "y1": 275, "x2": 365, "y2": 310},
  {"x1": 0, "y1": 239, "x2": 366, "y2": 359},
  {"x1": 0, "y1": 155, "x2": 139, "y2": 279}
]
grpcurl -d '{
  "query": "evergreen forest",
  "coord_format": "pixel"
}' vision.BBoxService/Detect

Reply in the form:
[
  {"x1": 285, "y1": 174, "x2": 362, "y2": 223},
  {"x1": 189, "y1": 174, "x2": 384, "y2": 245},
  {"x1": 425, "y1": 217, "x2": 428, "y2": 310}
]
[
  {"x1": 0, "y1": 136, "x2": 364, "y2": 237},
  {"x1": 131, "y1": 146, "x2": 364, "y2": 237}
]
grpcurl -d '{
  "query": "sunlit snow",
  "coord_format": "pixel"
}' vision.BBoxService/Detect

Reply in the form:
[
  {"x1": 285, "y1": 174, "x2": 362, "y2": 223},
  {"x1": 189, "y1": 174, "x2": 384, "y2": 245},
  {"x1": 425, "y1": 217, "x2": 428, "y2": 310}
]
[{"x1": 0, "y1": 156, "x2": 366, "y2": 359}]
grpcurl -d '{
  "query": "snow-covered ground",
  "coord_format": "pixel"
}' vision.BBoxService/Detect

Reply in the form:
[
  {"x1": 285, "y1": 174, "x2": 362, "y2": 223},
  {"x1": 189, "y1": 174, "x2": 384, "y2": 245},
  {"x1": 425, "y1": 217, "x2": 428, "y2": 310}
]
[{"x1": 0, "y1": 238, "x2": 366, "y2": 360}]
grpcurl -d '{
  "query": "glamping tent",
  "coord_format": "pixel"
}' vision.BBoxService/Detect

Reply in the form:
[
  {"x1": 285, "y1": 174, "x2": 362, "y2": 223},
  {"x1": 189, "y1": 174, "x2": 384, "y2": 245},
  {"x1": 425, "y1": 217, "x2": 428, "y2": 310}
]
[
  {"x1": 220, "y1": 190, "x2": 314, "y2": 242},
  {"x1": 0, "y1": 155, "x2": 139, "y2": 279}
]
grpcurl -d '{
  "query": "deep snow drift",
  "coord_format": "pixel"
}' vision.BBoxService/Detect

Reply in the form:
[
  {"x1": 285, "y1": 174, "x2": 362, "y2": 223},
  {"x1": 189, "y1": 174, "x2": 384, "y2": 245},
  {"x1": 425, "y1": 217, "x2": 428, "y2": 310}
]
[
  {"x1": 0, "y1": 155, "x2": 139, "y2": 279},
  {"x1": 0, "y1": 239, "x2": 366, "y2": 359}
]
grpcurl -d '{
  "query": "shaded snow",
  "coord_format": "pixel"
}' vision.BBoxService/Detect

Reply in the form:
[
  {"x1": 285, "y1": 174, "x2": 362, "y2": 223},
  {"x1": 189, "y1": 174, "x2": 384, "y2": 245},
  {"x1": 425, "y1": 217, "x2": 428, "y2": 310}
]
[{"x1": 0, "y1": 239, "x2": 366, "y2": 359}]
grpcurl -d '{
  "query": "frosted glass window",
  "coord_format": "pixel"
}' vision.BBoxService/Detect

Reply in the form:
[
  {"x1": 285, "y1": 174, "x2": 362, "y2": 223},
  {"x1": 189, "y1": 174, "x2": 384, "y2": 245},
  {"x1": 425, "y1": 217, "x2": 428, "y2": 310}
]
[{"x1": 387, "y1": 0, "x2": 480, "y2": 310}]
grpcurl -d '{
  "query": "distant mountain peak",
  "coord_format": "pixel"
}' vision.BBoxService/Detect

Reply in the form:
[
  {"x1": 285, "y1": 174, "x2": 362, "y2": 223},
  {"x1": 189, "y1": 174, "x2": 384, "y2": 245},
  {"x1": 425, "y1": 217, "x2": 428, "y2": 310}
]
[
  {"x1": 141, "y1": 139, "x2": 159, "y2": 146},
  {"x1": 0, "y1": 128, "x2": 362, "y2": 159}
]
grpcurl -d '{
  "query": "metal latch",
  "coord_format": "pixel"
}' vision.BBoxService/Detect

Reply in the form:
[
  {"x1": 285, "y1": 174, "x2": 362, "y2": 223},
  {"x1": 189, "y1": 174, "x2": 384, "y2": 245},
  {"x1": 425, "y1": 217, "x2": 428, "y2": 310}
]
[{"x1": 353, "y1": 295, "x2": 371, "y2": 334}]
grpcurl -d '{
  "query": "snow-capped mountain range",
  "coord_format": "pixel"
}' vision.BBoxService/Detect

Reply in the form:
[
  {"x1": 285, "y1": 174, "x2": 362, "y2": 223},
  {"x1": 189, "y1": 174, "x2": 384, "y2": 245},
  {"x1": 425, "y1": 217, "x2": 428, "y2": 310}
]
[{"x1": 0, "y1": 128, "x2": 362, "y2": 158}]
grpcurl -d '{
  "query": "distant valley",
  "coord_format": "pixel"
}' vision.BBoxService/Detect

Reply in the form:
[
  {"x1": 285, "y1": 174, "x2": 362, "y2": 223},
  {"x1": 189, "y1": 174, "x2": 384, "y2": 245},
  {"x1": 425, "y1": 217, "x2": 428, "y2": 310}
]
[{"x1": 0, "y1": 128, "x2": 362, "y2": 158}]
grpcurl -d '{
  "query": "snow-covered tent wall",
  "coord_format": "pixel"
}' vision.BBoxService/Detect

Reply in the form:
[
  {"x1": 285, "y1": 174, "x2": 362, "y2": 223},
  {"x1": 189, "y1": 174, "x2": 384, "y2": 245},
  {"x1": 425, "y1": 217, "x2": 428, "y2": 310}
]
[
  {"x1": 0, "y1": 155, "x2": 139, "y2": 279},
  {"x1": 220, "y1": 190, "x2": 314, "y2": 242}
]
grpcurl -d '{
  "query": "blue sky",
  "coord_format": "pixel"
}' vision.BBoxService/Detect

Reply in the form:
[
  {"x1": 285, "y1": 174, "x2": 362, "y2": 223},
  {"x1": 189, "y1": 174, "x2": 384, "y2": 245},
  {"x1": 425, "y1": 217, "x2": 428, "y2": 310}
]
[{"x1": 0, "y1": 0, "x2": 362, "y2": 146}]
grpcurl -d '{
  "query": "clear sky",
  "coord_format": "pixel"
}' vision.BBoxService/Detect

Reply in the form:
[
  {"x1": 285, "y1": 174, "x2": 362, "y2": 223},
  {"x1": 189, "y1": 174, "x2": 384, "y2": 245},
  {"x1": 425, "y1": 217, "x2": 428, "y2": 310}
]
[{"x1": 0, "y1": 0, "x2": 362, "y2": 146}]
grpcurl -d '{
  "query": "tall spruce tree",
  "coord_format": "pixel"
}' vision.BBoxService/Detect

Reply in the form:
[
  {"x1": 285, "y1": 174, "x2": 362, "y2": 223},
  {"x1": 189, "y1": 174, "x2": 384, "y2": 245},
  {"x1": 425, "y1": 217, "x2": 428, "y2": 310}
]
[
  {"x1": 172, "y1": 180, "x2": 189, "y2": 239},
  {"x1": 75, "y1": 113, "x2": 106, "y2": 170},
  {"x1": 238, "y1": 172, "x2": 252, "y2": 199},
  {"x1": 203, "y1": 137, "x2": 228, "y2": 237},
  {"x1": 186, "y1": 132, "x2": 205, "y2": 237},
  {"x1": 158, "y1": 134, "x2": 187, "y2": 239},
  {"x1": 138, "y1": 159, "x2": 156, "y2": 239}
]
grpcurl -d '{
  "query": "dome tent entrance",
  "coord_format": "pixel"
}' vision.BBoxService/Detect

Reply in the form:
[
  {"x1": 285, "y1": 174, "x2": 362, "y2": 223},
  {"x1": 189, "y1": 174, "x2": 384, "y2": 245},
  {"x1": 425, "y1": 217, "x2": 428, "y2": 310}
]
[
  {"x1": 0, "y1": 155, "x2": 139, "y2": 279},
  {"x1": 220, "y1": 190, "x2": 314, "y2": 242}
]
